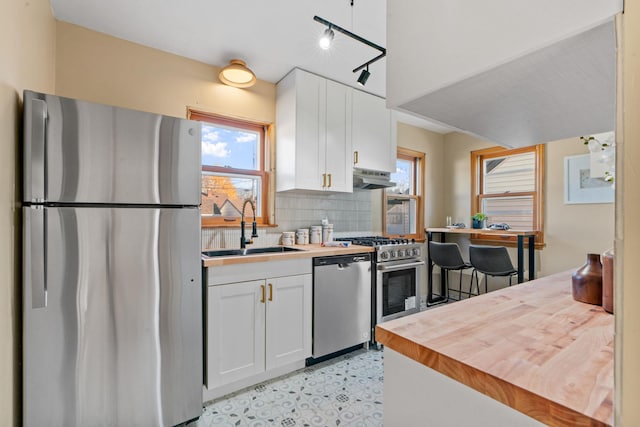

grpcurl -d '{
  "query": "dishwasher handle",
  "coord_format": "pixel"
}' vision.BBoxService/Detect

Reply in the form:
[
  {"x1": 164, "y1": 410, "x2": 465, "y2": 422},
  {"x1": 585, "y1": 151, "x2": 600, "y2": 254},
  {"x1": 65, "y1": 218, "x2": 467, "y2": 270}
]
[{"x1": 313, "y1": 253, "x2": 371, "y2": 267}]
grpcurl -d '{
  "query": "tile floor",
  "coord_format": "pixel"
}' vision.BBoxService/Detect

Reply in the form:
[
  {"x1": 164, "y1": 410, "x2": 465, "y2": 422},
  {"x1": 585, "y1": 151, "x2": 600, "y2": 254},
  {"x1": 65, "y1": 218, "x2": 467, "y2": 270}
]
[{"x1": 193, "y1": 348, "x2": 384, "y2": 427}]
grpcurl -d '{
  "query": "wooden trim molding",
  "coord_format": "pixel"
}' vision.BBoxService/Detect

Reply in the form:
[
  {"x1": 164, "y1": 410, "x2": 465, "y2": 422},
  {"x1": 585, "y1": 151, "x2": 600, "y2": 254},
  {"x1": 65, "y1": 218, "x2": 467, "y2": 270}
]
[
  {"x1": 188, "y1": 109, "x2": 273, "y2": 227},
  {"x1": 383, "y1": 147, "x2": 425, "y2": 240},
  {"x1": 470, "y1": 144, "x2": 545, "y2": 246}
]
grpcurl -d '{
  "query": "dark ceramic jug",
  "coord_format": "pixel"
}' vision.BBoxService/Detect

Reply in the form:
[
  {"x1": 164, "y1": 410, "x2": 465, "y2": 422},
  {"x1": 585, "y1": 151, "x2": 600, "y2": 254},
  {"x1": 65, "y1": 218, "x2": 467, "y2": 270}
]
[{"x1": 572, "y1": 253, "x2": 603, "y2": 305}]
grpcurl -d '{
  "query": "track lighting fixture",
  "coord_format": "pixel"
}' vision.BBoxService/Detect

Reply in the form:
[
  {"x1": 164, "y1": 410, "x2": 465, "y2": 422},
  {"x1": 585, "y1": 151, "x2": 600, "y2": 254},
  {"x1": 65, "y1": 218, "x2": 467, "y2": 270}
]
[
  {"x1": 357, "y1": 66, "x2": 370, "y2": 86},
  {"x1": 319, "y1": 27, "x2": 334, "y2": 50},
  {"x1": 313, "y1": 15, "x2": 386, "y2": 86}
]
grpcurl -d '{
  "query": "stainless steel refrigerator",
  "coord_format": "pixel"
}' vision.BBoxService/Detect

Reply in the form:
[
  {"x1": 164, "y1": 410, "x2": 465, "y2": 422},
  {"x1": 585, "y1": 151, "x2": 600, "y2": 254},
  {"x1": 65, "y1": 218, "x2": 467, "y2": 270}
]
[{"x1": 22, "y1": 90, "x2": 203, "y2": 426}]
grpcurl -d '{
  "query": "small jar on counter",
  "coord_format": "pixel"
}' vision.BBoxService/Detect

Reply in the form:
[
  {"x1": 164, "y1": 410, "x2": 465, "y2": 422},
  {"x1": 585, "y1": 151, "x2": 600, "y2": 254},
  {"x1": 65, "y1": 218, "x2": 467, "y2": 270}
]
[
  {"x1": 310, "y1": 226, "x2": 322, "y2": 244},
  {"x1": 322, "y1": 224, "x2": 333, "y2": 243},
  {"x1": 296, "y1": 228, "x2": 309, "y2": 245},
  {"x1": 282, "y1": 231, "x2": 295, "y2": 246}
]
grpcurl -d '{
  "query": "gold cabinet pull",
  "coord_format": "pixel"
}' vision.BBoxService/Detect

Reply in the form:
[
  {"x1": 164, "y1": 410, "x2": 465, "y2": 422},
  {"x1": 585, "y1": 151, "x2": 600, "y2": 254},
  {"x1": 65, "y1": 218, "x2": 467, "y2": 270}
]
[
  {"x1": 354, "y1": 151, "x2": 359, "y2": 165},
  {"x1": 260, "y1": 284, "x2": 265, "y2": 303},
  {"x1": 268, "y1": 283, "x2": 273, "y2": 301},
  {"x1": 322, "y1": 173, "x2": 327, "y2": 188},
  {"x1": 328, "y1": 174, "x2": 332, "y2": 188}
]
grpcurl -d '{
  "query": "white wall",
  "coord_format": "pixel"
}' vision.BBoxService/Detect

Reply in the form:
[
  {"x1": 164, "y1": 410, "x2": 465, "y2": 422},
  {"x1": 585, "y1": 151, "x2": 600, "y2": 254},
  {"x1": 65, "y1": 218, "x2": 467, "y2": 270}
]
[{"x1": 386, "y1": 0, "x2": 623, "y2": 107}]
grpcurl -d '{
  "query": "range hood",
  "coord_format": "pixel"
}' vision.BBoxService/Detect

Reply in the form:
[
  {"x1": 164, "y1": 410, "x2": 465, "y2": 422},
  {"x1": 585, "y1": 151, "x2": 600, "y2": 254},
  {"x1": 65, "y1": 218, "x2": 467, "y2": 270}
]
[{"x1": 353, "y1": 168, "x2": 395, "y2": 190}]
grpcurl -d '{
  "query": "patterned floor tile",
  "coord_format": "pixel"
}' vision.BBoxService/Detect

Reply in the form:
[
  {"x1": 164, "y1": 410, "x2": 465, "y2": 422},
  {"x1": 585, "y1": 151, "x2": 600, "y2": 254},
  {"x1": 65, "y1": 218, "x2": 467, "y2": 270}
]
[{"x1": 199, "y1": 348, "x2": 383, "y2": 427}]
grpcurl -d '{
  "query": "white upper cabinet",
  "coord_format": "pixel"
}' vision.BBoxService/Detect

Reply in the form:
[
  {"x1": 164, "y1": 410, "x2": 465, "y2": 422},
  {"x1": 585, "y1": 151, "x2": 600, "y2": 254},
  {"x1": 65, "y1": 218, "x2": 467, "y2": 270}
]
[
  {"x1": 387, "y1": 0, "x2": 623, "y2": 147},
  {"x1": 276, "y1": 68, "x2": 352, "y2": 192},
  {"x1": 276, "y1": 68, "x2": 398, "y2": 192},
  {"x1": 324, "y1": 79, "x2": 353, "y2": 192},
  {"x1": 352, "y1": 89, "x2": 397, "y2": 173}
]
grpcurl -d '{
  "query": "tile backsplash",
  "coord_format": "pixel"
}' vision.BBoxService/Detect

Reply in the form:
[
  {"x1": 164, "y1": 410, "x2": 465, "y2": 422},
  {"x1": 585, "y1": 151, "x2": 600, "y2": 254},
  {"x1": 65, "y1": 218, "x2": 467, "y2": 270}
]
[{"x1": 202, "y1": 190, "x2": 380, "y2": 249}]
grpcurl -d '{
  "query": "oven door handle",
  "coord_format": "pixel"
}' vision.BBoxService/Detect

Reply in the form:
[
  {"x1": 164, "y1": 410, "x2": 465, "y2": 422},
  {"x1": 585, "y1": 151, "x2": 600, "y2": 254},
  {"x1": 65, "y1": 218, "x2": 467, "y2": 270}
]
[{"x1": 377, "y1": 260, "x2": 425, "y2": 271}]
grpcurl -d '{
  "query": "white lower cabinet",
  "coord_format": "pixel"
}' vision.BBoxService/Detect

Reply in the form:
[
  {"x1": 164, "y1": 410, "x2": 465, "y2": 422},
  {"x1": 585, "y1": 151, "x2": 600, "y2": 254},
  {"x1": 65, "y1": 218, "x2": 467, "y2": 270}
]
[
  {"x1": 207, "y1": 280, "x2": 265, "y2": 388},
  {"x1": 265, "y1": 275, "x2": 312, "y2": 369},
  {"x1": 205, "y1": 271, "x2": 312, "y2": 397}
]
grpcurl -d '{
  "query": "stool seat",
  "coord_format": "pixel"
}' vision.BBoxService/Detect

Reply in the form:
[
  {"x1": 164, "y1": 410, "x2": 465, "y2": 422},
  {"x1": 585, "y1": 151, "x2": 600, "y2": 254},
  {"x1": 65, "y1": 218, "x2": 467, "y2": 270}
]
[
  {"x1": 429, "y1": 241, "x2": 473, "y2": 300},
  {"x1": 469, "y1": 245, "x2": 518, "y2": 294}
]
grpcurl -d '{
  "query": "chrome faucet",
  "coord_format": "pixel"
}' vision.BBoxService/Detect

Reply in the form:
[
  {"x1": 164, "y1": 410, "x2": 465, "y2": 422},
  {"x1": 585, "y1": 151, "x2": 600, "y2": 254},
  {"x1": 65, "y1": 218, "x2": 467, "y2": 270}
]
[{"x1": 240, "y1": 198, "x2": 258, "y2": 249}]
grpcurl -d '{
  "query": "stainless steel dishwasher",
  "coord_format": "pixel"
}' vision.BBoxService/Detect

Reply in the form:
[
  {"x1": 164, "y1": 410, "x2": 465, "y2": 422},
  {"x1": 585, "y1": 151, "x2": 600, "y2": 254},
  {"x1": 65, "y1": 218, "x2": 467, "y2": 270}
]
[{"x1": 312, "y1": 253, "x2": 372, "y2": 359}]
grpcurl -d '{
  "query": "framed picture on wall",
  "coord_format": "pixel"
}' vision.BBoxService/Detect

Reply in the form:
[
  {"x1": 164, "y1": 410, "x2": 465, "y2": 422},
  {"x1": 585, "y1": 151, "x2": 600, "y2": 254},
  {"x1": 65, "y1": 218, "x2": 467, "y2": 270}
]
[{"x1": 564, "y1": 154, "x2": 615, "y2": 204}]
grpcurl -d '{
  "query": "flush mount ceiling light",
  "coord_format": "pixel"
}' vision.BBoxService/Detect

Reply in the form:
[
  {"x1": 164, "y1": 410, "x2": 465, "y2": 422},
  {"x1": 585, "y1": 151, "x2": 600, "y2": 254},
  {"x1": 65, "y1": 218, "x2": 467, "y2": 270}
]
[
  {"x1": 218, "y1": 59, "x2": 256, "y2": 88},
  {"x1": 313, "y1": 15, "x2": 386, "y2": 87}
]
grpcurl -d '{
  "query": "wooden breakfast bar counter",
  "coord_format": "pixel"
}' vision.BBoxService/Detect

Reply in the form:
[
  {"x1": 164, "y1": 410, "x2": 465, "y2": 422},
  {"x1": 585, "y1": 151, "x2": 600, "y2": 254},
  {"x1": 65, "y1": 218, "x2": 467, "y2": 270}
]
[{"x1": 375, "y1": 269, "x2": 613, "y2": 426}]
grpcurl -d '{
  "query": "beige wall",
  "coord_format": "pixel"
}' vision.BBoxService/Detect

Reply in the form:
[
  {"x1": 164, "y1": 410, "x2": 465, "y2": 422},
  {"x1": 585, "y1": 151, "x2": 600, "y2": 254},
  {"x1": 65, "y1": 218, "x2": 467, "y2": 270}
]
[
  {"x1": 441, "y1": 132, "x2": 614, "y2": 277},
  {"x1": 619, "y1": 5, "x2": 640, "y2": 425},
  {"x1": 55, "y1": 22, "x2": 276, "y2": 123},
  {"x1": 0, "y1": 1, "x2": 56, "y2": 424},
  {"x1": 396, "y1": 122, "x2": 446, "y2": 229},
  {"x1": 543, "y1": 138, "x2": 614, "y2": 275},
  {"x1": 441, "y1": 132, "x2": 493, "y2": 226}
]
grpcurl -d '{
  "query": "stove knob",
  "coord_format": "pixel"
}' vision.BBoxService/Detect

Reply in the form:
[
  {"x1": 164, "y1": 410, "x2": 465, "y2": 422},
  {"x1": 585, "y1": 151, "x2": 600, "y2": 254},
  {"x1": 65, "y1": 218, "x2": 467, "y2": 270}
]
[
  {"x1": 380, "y1": 251, "x2": 390, "y2": 260},
  {"x1": 390, "y1": 251, "x2": 397, "y2": 258},
  {"x1": 398, "y1": 249, "x2": 405, "y2": 257},
  {"x1": 413, "y1": 248, "x2": 421, "y2": 257}
]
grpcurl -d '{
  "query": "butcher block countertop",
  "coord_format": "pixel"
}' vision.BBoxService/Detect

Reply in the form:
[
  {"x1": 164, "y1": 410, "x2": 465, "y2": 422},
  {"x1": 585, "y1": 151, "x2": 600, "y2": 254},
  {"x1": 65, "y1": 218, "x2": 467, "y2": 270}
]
[
  {"x1": 201, "y1": 244, "x2": 375, "y2": 267},
  {"x1": 375, "y1": 269, "x2": 614, "y2": 427}
]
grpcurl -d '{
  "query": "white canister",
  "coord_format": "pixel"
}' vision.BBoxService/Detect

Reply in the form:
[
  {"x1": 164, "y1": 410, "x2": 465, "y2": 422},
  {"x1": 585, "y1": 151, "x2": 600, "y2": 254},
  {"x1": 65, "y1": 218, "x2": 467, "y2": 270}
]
[
  {"x1": 282, "y1": 231, "x2": 295, "y2": 246},
  {"x1": 296, "y1": 229, "x2": 307, "y2": 245},
  {"x1": 310, "y1": 226, "x2": 322, "y2": 244},
  {"x1": 322, "y1": 224, "x2": 333, "y2": 243}
]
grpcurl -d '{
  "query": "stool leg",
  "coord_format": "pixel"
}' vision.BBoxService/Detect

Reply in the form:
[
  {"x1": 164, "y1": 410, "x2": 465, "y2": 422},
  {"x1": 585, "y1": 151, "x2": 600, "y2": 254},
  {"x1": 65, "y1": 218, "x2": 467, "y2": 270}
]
[
  {"x1": 469, "y1": 270, "x2": 476, "y2": 298},
  {"x1": 443, "y1": 269, "x2": 450, "y2": 301}
]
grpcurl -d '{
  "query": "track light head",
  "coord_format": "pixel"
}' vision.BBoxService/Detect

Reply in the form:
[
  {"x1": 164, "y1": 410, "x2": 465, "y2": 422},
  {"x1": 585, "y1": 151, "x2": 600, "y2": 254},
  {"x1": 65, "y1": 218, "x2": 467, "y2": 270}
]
[
  {"x1": 357, "y1": 68, "x2": 371, "y2": 86},
  {"x1": 319, "y1": 27, "x2": 334, "y2": 50}
]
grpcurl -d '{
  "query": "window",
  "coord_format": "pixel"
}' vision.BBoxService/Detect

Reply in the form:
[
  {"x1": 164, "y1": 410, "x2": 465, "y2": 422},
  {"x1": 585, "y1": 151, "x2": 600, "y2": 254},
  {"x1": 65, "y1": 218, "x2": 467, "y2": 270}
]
[
  {"x1": 471, "y1": 145, "x2": 545, "y2": 245},
  {"x1": 383, "y1": 148, "x2": 424, "y2": 240},
  {"x1": 188, "y1": 111, "x2": 269, "y2": 227}
]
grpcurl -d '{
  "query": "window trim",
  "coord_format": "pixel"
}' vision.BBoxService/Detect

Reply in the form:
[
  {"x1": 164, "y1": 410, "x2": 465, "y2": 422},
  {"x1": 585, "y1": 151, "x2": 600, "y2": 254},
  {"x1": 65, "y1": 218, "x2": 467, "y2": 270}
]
[
  {"x1": 188, "y1": 110, "x2": 271, "y2": 227},
  {"x1": 470, "y1": 144, "x2": 545, "y2": 247},
  {"x1": 383, "y1": 147, "x2": 425, "y2": 241}
]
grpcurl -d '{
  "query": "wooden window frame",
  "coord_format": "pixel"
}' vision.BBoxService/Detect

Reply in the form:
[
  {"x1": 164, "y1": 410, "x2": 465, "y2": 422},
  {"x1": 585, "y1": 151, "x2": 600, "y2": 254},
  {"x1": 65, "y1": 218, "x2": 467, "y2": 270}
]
[
  {"x1": 470, "y1": 144, "x2": 545, "y2": 248},
  {"x1": 383, "y1": 147, "x2": 425, "y2": 241},
  {"x1": 188, "y1": 110, "x2": 270, "y2": 228}
]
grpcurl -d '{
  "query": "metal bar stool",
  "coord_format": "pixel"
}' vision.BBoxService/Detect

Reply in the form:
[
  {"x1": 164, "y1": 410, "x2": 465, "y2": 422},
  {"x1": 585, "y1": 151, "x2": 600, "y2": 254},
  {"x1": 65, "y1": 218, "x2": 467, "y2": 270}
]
[
  {"x1": 469, "y1": 245, "x2": 518, "y2": 295},
  {"x1": 428, "y1": 241, "x2": 473, "y2": 301}
]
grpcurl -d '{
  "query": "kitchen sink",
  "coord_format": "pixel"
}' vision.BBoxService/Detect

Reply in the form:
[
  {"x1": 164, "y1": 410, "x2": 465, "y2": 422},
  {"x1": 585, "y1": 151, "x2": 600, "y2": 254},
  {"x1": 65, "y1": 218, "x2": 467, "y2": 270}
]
[{"x1": 202, "y1": 246, "x2": 305, "y2": 258}]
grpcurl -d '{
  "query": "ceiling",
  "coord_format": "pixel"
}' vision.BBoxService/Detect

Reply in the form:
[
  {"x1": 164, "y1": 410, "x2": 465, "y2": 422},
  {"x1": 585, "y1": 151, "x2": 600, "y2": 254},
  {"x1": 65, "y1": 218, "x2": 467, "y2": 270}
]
[{"x1": 49, "y1": 0, "x2": 453, "y2": 133}]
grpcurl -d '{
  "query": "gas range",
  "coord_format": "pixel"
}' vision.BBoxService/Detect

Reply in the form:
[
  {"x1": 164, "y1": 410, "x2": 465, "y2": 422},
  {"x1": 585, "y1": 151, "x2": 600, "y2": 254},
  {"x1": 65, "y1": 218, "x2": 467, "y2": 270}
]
[
  {"x1": 334, "y1": 236, "x2": 422, "y2": 263},
  {"x1": 336, "y1": 236, "x2": 425, "y2": 340}
]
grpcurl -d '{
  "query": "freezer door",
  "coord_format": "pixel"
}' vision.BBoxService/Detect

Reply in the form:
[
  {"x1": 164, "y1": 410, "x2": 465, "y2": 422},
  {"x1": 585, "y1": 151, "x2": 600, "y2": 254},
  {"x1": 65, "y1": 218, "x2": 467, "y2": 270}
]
[
  {"x1": 23, "y1": 90, "x2": 201, "y2": 205},
  {"x1": 23, "y1": 206, "x2": 203, "y2": 426}
]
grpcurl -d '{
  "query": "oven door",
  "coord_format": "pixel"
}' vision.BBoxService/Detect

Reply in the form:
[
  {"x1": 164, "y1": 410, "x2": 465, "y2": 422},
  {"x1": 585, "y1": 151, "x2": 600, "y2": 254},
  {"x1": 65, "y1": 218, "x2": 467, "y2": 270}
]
[{"x1": 376, "y1": 259, "x2": 425, "y2": 323}]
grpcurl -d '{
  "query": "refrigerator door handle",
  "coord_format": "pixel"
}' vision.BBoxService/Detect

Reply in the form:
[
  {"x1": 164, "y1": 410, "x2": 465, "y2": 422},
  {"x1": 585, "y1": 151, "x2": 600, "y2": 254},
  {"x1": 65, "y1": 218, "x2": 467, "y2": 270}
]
[
  {"x1": 24, "y1": 207, "x2": 47, "y2": 308},
  {"x1": 25, "y1": 97, "x2": 47, "y2": 203}
]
